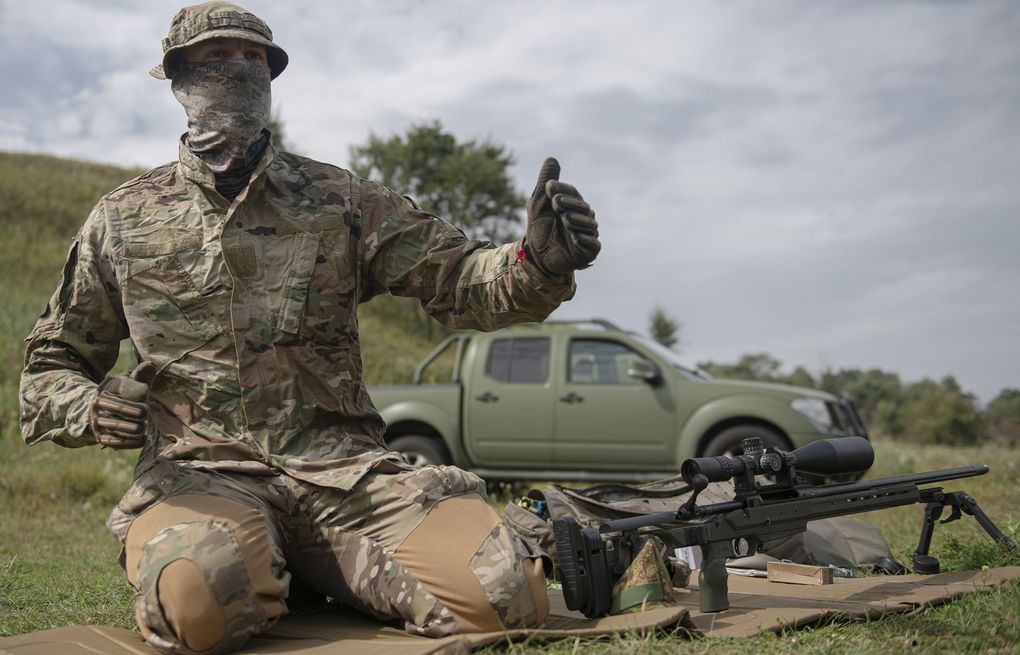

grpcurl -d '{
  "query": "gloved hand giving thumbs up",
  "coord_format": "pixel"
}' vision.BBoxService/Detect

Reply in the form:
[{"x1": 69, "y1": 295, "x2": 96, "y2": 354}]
[
  {"x1": 524, "y1": 157, "x2": 601, "y2": 277},
  {"x1": 90, "y1": 362, "x2": 157, "y2": 449}
]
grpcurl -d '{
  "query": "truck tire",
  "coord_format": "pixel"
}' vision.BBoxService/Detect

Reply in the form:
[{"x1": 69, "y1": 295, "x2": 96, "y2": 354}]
[
  {"x1": 702, "y1": 425, "x2": 789, "y2": 457},
  {"x1": 389, "y1": 435, "x2": 450, "y2": 468}
]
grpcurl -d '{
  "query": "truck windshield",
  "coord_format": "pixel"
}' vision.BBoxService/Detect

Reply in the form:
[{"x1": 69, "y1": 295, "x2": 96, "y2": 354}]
[{"x1": 633, "y1": 335, "x2": 713, "y2": 380}]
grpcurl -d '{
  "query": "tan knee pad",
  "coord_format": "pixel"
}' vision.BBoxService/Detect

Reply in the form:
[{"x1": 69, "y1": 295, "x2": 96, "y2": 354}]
[
  {"x1": 394, "y1": 494, "x2": 549, "y2": 633},
  {"x1": 157, "y1": 558, "x2": 227, "y2": 652},
  {"x1": 126, "y1": 494, "x2": 290, "y2": 653}
]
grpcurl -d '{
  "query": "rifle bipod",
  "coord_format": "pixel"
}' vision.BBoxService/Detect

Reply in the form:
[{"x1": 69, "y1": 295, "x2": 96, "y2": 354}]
[{"x1": 912, "y1": 488, "x2": 1017, "y2": 574}]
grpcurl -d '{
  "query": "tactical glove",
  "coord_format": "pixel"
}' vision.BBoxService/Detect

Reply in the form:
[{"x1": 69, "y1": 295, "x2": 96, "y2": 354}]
[
  {"x1": 524, "y1": 157, "x2": 601, "y2": 277},
  {"x1": 90, "y1": 362, "x2": 157, "y2": 449}
]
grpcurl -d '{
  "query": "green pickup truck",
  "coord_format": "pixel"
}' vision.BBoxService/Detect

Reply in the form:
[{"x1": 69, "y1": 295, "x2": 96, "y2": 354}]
[{"x1": 368, "y1": 320, "x2": 867, "y2": 481}]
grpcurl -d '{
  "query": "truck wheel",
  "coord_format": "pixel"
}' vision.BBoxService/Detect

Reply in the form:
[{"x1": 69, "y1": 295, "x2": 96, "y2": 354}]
[
  {"x1": 389, "y1": 435, "x2": 450, "y2": 468},
  {"x1": 702, "y1": 425, "x2": 789, "y2": 457}
]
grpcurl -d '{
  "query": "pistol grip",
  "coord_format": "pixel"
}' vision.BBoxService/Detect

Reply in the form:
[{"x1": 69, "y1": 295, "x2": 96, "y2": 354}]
[{"x1": 698, "y1": 541, "x2": 731, "y2": 612}]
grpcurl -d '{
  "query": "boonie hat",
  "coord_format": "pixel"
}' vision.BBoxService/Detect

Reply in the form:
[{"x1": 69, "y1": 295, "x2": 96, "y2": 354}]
[{"x1": 150, "y1": 1, "x2": 288, "y2": 80}]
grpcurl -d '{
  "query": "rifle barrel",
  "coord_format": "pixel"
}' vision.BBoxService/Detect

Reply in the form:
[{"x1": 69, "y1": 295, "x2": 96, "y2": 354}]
[
  {"x1": 799, "y1": 465, "x2": 989, "y2": 499},
  {"x1": 600, "y1": 465, "x2": 990, "y2": 532}
]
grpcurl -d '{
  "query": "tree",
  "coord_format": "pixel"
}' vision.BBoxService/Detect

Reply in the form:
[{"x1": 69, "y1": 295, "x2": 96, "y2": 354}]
[
  {"x1": 349, "y1": 120, "x2": 526, "y2": 242},
  {"x1": 267, "y1": 109, "x2": 294, "y2": 152},
  {"x1": 786, "y1": 366, "x2": 816, "y2": 389},
  {"x1": 737, "y1": 353, "x2": 783, "y2": 381},
  {"x1": 899, "y1": 376, "x2": 985, "y2": 446},
  {"x1": 987, "y1": 388, "x2": 1020, "y2": 447},
  {"x1": 873, "y1": 398, "x2": 906, "y2": 437},
  {"x1": 819, "y1": 367, "x2": 904, "y2": 433},
  {"x1": 649, "y1": 306, "x2": 681, "y2": 350},
  {"x1": 697, "y1": 353, "x2": 783, "y2": 382}
]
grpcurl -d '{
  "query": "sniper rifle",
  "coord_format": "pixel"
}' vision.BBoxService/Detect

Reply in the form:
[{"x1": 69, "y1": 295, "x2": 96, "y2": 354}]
[{"x1": 553, "y1": 436, "x2": 1016, "y2": 616}]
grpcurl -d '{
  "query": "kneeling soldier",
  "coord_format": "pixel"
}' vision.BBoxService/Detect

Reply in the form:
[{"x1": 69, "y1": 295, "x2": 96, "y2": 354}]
[{"x1": 19, "y1": 2, "x2": 600, "y2": 653}]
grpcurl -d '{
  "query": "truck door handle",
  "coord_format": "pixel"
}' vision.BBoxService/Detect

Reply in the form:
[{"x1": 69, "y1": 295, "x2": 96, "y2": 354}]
[
  {"x1": 475, "y1": 392, "x2": 499, "y2": 403},
  {"x1": 559, "y1": 392, "x2": 584, "y2": 404}
]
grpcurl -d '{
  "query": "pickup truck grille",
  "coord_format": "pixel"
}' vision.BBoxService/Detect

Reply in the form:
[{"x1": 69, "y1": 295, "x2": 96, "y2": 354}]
[{"x1": 828, "y1": 395, "x2": 869, "y2": 438}]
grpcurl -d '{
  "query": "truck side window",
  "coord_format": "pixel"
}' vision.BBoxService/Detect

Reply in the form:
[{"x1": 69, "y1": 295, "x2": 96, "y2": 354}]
[
  {"x1": 486, "y1": 337, "x2": 551, "y2": 384},
  {"x1": 569, "y1": 339, "x2": 647, "y2": 385}
]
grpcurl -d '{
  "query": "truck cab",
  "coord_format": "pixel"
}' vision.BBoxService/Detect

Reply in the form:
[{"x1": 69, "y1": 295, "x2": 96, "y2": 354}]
[{"x1": 368, "y1": 320, "x2": 867, "y2": 482}]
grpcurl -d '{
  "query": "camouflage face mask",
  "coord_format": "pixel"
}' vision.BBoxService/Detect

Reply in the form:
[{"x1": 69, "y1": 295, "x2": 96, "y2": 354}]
[{"x1": 172, "y1": 60, "x2": 271, "y2": 173}]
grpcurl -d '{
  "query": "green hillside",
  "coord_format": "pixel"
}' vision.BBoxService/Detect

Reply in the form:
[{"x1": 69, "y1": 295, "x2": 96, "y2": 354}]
[{"x1": 0, "y1": 151, "x2": 440, "y2": 441}]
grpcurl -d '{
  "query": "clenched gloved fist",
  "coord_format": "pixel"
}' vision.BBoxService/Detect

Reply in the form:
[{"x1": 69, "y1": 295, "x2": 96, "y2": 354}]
[
  {"x1": 90, "y1": 362, "x2": 157, "y2": 449},
  {"x1": 524, "y1": 157, "x2": 600, "y2": 277}
]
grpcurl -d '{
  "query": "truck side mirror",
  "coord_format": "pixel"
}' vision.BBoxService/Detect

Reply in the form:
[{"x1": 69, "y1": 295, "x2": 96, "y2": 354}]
[{"x1": 627, "y1": 360, "x2": 660, "y2": 385}]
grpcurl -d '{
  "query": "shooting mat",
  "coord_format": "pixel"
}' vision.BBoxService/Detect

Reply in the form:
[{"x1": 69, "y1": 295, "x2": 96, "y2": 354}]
[{"x1": 2, "y1": 567, "x2": 1018, "y2": 654}]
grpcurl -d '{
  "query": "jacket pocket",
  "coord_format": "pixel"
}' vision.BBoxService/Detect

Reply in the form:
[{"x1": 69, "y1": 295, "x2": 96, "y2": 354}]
[
  {"x1": 122, "y1": 251, "x2": 224, "y2": 366},
  {"x1": 278, "y1": 232, "x2": 321, "y2": 336},
  {"x1": 156, "y1": 255, "x2": 223, "y2": 342}
]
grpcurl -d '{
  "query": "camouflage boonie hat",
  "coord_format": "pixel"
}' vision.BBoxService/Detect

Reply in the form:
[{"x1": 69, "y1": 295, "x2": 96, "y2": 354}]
[{"x1": 151, "y1": 1, "x2": 288, "y2": 80}]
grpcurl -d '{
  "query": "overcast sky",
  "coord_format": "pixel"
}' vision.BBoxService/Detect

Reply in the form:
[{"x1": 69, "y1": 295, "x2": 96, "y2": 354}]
[{"x1": 2, "y1": 0, "x2": 1018, "y2": 402}]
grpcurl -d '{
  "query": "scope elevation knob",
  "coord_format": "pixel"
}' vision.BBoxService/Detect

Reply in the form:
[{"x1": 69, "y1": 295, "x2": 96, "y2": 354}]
[{"x1": 741, "y1": 437, "x2": 764, "y2": 458}]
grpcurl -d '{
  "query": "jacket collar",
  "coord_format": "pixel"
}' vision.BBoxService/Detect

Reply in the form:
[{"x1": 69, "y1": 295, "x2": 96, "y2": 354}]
[{"x1": 176, "y1": 132, "x2": 278, "y2": 187}]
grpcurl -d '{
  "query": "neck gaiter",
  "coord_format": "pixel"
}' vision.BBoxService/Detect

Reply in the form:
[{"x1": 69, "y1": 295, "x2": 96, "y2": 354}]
[{"x1": 172, "y1": 60, "x2": 272, "y2": 174}]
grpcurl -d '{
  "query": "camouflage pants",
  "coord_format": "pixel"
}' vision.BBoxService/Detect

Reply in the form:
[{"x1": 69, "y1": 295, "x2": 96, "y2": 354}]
[{"x1": 106, "y1": 460, "x2": 549, "y2": 655}]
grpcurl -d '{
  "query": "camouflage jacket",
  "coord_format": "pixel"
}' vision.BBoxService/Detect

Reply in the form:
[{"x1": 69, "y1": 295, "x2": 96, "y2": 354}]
[{"x1": 20, "y1": 141, "x2": 574, "y2": 489}]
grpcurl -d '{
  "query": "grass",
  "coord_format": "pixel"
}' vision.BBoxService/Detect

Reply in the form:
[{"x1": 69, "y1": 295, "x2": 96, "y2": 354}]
[
  {"x1": 4, "y1": 433, "x2": 1020, "y2": 653},
  {"x1": 0, "y1": 437, "x2": 136, "y2": 633},
  {"x1": 2, "y1": 151, "x2": 1020, "y2": 652}
]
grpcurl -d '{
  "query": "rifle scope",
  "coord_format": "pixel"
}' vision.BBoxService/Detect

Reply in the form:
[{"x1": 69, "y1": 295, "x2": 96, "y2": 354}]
[{"x1": 680, "y1": 436, "x2": 874, "y2": 484}]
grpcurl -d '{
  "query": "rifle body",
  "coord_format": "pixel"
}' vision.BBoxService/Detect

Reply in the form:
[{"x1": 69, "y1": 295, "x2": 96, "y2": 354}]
[
  {"x1": 652, "y1": 480, "x2": 923, "y2": 612},
  {"x1": 564, "y1": 453, "x2": 1013, "y2": 615}
]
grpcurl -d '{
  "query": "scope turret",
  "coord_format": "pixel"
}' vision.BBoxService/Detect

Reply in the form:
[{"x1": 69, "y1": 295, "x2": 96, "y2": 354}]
[{"x1": 680, "y1": 436, "x2": 874, "y2": 485}]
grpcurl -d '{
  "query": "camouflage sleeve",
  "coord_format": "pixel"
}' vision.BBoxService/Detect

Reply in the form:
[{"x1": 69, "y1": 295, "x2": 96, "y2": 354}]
[
  {"x1": 358, "y1": 180, "x2": 576, "y2": 331},
  {"x1": 19, "y1": 202, "x2": 127, "y2": 447}
]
